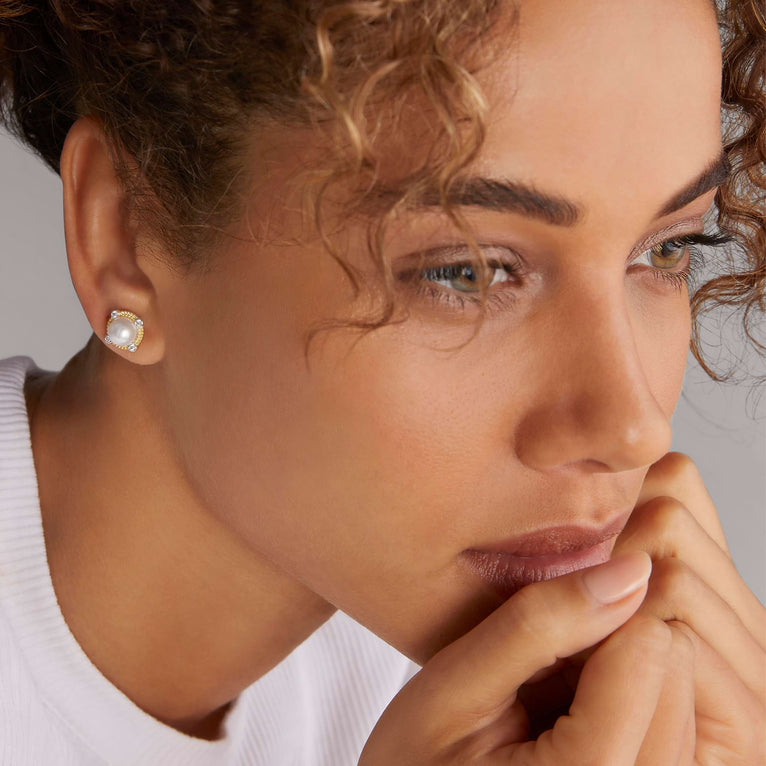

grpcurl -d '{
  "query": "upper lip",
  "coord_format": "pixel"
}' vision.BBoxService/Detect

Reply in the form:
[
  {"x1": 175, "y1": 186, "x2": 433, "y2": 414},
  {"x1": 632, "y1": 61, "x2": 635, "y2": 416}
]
[{"x1": 465, "y1": 508, "x2": 633, "y2": 557}]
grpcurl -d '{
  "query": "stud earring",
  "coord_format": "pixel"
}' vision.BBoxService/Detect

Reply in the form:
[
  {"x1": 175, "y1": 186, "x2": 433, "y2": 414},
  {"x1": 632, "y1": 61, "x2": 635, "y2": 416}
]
[{"x1": 105, "y1": 309, "x2": 144, "y2": 352}]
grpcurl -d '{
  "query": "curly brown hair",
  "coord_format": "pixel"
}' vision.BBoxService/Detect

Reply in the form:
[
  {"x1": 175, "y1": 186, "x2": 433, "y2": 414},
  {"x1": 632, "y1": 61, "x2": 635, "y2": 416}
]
[{"x1": 0, "y1": 0, "x2": 763, "y2": 383}]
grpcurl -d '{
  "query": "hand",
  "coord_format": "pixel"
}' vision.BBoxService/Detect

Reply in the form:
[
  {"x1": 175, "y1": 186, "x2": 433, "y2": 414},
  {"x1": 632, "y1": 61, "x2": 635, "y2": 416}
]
[
  {"x1": 611, "y1": 451, "x2": 766, "y2": 764},
  {"x1": 358, "y1": 451, "x2": 766, "y2": 765},
  {"x1": 518, "y1": 451, "x2": 766, "y2": 763},
  {"x1": 359, "y1": 550, "x2": 686, "y2": 765}
]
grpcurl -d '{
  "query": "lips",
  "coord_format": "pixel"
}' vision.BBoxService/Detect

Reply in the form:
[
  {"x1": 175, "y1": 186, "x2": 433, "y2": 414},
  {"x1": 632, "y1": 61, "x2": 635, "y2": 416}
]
[{"x1": 459, "y1": 509, "x2": 632, "y2": 599}]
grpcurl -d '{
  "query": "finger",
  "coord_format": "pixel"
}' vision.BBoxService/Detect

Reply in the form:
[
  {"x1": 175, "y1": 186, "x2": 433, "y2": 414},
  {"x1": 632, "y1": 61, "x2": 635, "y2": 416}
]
[
  {"x1": 635, "y1": 556, "x2": 766, "y2": 700},
  {"x1": 495, "y1": 613, "x2": 673, "y2": 766},
  {"x1": 417, "y1": 551, "x2": 652, "y2": 744},
  {"x1": 614, "y1": 495, "x2": 766, "y2": 649},
  {"x1": 636, "y1": 451, "x2": 730, "y2": 556},
  {"x1": 677, "y1": 699, "x2": 696, "y2": 766},
  {"x1": 635, "y1": 620, "x2": 696, "y2": 766},
  {"x1": 671, "y1": 621, "x2": 766, "y2": 764}
]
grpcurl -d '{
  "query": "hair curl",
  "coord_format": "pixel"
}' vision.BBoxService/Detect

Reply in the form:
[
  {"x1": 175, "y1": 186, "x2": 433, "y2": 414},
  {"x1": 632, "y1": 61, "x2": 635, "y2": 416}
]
[{"x1": 0, "y1": 0, "x2": 763, "y2": 384}]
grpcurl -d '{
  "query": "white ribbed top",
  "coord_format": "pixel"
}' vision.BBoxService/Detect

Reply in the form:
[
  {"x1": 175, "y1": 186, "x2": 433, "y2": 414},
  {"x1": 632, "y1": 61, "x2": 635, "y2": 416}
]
[{"x1": 0, "y1": 354, "x2": 420, "y2": 765}]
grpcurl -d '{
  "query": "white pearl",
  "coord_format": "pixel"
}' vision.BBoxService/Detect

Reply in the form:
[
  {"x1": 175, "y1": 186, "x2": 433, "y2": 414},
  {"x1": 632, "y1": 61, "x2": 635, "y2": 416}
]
[{"x1": 108, "y1": 316, "x2": 137, "y2": 346}]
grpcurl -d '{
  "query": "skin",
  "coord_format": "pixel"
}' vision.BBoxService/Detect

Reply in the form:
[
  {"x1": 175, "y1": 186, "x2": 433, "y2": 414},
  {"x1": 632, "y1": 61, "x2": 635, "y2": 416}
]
[{"x1": 22, "y1": 0, "x2": 765, "y2": 753}]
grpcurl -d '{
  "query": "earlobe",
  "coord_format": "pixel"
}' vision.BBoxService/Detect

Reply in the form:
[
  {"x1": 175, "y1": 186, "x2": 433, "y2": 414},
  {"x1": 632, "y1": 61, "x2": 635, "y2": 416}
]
[
  {"x1": 105, "y1": 310, "x2": 145, "y2": 353},
  {"x1": 60, "y1": 115, "x2": 163, "y2": 364}
]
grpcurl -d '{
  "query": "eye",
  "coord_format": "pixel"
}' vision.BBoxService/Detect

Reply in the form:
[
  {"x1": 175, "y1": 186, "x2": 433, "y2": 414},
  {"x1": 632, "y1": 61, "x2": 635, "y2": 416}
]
[
  {"x1": 631, "y1": 230, "x2": 734, "y2": 293},
  {"x1": 397, "y1": 230, "x2": 733, "y2": 314},
  {"x1": 396, "y1": 244, "x2": 523, "y2": 313},
  {"x1": 643, "y1": 239, "x2": 689, "y2": 268},
  {"x1": 411, "y1": 251, "x2": 520, "y2": 293},
  {"x1": 631, "y1": 238, "x2": 691, "y2": 292}
]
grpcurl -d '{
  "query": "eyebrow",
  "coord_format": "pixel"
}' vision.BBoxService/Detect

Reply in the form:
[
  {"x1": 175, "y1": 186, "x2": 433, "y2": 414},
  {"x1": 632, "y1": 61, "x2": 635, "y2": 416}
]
[
  {"x1": 655, "y1": 151, "x2": 731, "y2": 217},
  {"x1": 371, "y1": 150, "x2": 730, "y2": 226}
]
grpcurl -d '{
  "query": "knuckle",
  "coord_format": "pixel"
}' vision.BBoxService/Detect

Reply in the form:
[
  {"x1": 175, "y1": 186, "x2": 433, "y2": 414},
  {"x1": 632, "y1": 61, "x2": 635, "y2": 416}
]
[
  {"x1": 503, "y1": 584, "x2": 562, "y2": 664},
  {"x1": 648, "y1": 556, "x2": 694, "y2": 599},
  {"x1": 666, "y1": 619, "x2": 696, "y2": 665},
  {"x1": 624, "y1": 613, "x2": 674, "y2": 656},
  {"x1": 507, "y1": 584, "x2": 552, "y2": 639},
  {"x1": 648, "y1": 450, "x2": 701, "y2": 484},
  {"x1": 631, "y1": 495, "x2": 689, "y2": 548},
  {"x1": 609, "y1": 614, "x2": 676, "y2": 682}
]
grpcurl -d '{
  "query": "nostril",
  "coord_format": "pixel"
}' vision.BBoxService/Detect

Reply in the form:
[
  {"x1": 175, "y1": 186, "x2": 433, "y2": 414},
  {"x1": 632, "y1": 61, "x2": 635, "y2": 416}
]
[{"x1": 560, "y1": 458, "x2": 613, "y2": 474}]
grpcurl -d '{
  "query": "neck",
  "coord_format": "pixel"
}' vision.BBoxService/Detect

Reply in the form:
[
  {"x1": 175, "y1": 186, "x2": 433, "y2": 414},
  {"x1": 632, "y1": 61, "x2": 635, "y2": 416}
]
[{"x1": 24, "y1": 336, "x2": 336, "y2": 740}]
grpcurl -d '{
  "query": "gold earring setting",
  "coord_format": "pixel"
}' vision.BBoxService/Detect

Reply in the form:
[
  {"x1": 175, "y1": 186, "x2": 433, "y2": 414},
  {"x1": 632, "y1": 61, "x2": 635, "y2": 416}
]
[{"x1": 105, "y1": 310, "x2": 144, "y2": 352}]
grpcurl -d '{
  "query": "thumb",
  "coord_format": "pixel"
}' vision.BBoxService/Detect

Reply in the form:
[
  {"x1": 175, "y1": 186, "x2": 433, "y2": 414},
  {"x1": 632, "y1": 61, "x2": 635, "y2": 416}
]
[{"x1": 414, "y1": 551, "x2": 652, "y2": 739}]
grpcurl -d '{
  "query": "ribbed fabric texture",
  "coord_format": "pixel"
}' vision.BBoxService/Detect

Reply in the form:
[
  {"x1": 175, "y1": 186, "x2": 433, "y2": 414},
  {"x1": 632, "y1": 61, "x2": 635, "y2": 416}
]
[{"x1": 0, "y1": 354, "x2": 421, "y2": 765}]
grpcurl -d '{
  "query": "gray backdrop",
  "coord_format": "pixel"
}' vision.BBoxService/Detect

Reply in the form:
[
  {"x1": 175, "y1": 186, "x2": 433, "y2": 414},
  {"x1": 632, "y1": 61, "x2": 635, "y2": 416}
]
[{"x1": 1, "y1": 129, "x2": 764, "y2": 604}]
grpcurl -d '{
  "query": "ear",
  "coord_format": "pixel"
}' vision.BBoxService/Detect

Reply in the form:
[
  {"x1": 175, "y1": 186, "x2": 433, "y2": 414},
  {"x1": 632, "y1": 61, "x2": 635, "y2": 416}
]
[{"x1": 60, "y1": 115, "x2": 165, "y2": 365}]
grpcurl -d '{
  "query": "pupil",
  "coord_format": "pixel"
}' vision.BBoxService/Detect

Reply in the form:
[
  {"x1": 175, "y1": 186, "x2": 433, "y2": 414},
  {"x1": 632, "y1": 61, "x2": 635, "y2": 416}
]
[
  {"x1": 448, "y1": 265, "x2": 479, "y2": 290},
  {"x1": 658, "y1": 242, "x2": 678, "y2": 258}
]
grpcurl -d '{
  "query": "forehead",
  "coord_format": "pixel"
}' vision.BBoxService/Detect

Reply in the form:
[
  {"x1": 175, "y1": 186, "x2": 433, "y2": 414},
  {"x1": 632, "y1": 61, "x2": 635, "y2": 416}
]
[{"x1": 473, "y1": 0, "x2": 722, "y2": 222}]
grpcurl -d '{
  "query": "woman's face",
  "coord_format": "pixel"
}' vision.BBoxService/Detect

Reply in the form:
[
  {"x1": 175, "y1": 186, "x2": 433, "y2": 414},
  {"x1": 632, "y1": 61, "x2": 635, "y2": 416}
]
[{"x1": 144, "y1": 0, "x2": 724, "y2": 663}]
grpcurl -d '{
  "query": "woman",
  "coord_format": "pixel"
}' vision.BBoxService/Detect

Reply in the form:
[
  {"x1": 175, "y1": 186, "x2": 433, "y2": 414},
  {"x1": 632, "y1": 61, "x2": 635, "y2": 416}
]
[{"x1": 0, "y1": 0, "x2": 764, "y2": 763}]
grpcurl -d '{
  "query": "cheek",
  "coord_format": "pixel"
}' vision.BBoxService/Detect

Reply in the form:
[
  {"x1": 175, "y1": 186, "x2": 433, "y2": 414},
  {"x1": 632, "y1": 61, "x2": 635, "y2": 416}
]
[
  {"x1": 631, "y1": 286, "x2": 692, "y2": 415},
  {"x1": 157, "y1": 313, "x2": 510, "y2": 660},
  {"x1": 299, "y1": 325, "x2": 500, "y2": 556},
  {"x1": 158, "y1": 266, "x2": 489, "y2": 582}
]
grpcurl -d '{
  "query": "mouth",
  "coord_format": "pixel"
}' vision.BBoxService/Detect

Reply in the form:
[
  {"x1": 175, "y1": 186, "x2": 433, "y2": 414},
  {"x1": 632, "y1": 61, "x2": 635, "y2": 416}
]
[{"x1": 458, "y1": 509, "x2": 632, "y2": 599}]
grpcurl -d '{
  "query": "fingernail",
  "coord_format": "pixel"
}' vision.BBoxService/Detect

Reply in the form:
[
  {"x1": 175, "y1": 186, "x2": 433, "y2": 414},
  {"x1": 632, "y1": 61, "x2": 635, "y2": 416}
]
[{"x1": 581, "y1": 551, "x2": 652, "y2": 605}]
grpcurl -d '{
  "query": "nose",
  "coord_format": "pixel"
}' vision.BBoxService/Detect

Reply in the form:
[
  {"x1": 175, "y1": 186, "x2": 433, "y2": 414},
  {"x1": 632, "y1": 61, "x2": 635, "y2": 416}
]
[{"x1": 514, "y1": 277, "x2": 674, "y2": 474}]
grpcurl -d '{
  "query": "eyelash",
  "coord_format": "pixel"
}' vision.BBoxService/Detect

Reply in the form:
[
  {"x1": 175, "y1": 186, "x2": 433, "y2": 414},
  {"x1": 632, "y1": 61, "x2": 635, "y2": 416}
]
[{"x1": 402, "y1": 231, "x2": 734, "y2": 314}]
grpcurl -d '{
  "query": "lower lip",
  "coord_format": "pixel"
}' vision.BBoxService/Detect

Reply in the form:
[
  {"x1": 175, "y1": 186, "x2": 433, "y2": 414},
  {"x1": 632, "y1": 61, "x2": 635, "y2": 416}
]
[{"x1": 459, "y1": 537, "x2": 616, "y2": 599}]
